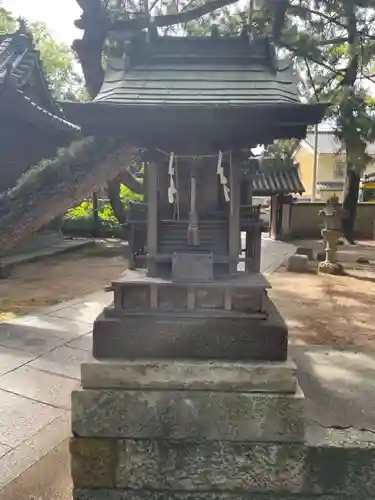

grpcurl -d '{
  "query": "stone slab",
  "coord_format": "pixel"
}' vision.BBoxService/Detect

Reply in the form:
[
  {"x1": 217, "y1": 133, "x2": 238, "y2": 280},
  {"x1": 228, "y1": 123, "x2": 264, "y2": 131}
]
[
  {"x1": 30, "y1": 345, "x2": 93, "y2": 380},
  {"x1": 0, "y1": 389, "x2": 64, "y2": 448},
  {"x1": 8, "y1": 314, "x2": 92, "y2": 341},
  {"x1": 0, "y1": 366, "x2": 79, "y2": 410},
  {"x1": 287, "y1": 254, "x2": 309, "y2": 273},
  {"x1": 116, "y1": 440, "x2": 305, "y2": 491},
  {"x1": 291, "y1": 345, "x2": 375, "y2": 435},
  {"x1": 81, "y1": 360, "x2": 297, "y2": 393},
  {"x1": 0, "y1": 443, "x2": 11, "y2": 459},
  {"x1": 74, "y1": 491, "x2": 359, "y2": 500},
  {"x1": 72, "y1": 388, "x2": 304, "y2": 442},
  {"x1": 68, "y1": 334, "x2": 92, "y2": 352},
  {"x1": 0, "y1": 238, "x2": 92, "y2": 267},
  {"x1": 0, "y1": 411, "x2": 70, "y2": 490},
  {"x1": 0, "y1": 345, "x2": 35, "y2": 376},
  {"x1": 0, "y1": 438, "x2": 72, "y2": 500},
  {"x1": 70, "y1": 438, "x2": 115, "y2": 488},
  {"x1": 93, "y1": 298, "x2": 288, "y2": 361},
  {"x1": 296, "y1": 247, "x2": 315, "y2": 260},
  {"x1": 114, "y1": 440, "x2": 375, "y2": 496},
  {"x1": 305, "y1": 445, "x2": 375, "y2": 496},
  {"x1": 0, "y1": 323, "x2": 66, "y2": 356}
]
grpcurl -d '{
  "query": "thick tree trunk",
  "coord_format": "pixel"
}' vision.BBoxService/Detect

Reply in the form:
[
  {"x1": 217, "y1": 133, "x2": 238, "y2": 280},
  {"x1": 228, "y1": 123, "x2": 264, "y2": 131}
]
[
  {"x1": 0, "y1": 137, "x2": 137, "y2": 257},
  {"x1": 107, "y1": 176, "x2": 127, "y2": 226},
  {"x1": 92, "y1": 191, "x2": 100, "y2": 234},
  {"x1": 117, "y1": 169, "x2": 144, "y2": 195},
  {"x1": 106, "y1": 174, "x2": 137, "y2": 270},
  {"x1": 342, "y1": 167, "x2": 360, "y2": 244}
]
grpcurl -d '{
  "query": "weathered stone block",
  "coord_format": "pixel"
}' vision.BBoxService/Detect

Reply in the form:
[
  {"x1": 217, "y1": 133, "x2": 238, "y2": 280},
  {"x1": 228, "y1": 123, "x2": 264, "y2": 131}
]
[
  {"x1": 74, "y1": 490, "x2": 358, "y2": 500},
  {"x1": 81, "y1": 360, "x2": 297, "y2": 393},
  {"x1": 116, "y1": 440, "x2": 305, "y2": 491},
  {"x1": 70, "y1": 438, "x2": 116, "y2": 488},
  {"x1": 296, "y1": 247, "x2": 314, "y2": 261},
  {"x1": 72, "y1": 388, "x2": 304, "y2": 442},
  {"x1": 287, "y1": 254, "x2": 308, "y2": 273},
  {"x1": 306, "y1": 446, "x2": 375, "y2": 496},
  {"x1": 93, "y1": 298, "x2": 288, "y2": 362}
]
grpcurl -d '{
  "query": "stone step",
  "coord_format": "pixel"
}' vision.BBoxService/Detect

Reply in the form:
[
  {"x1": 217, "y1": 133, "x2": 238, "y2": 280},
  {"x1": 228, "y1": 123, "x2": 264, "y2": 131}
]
[
  {"x1": 74, "y1": 491, "x2": 359, "y2": 500},
  {"x1": 70, "y1": 436, "x2": 375, "y2": 497},
  {"x1": 72, "y1": 386, "x2": 305, "y2": 442}
]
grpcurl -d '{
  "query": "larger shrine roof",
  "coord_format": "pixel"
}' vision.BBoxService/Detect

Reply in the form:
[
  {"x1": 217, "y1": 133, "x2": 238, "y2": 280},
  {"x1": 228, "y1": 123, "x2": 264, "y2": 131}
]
[
  {"x1": 0, "y1": 27, "x2": 79, "y2": 133},
  {"x1": 0, "y1": 26, "x2": 80, "y2": 192}
]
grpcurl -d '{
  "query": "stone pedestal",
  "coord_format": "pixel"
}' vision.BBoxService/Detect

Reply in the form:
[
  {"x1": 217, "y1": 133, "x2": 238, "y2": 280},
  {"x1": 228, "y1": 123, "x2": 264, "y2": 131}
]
[
  {"x1": 71, "y1": 359, "x2": 307, "y2": 499},
  {"x1": 71, "y1": 359, "x2": 375, "y2": 500}
]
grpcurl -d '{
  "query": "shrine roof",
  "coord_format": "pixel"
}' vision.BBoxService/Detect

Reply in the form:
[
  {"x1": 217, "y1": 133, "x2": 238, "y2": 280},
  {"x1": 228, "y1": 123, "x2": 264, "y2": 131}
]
[
  {"x1": 253, "y1": 165, "x2": 305, "y2": 195},
  {"x1": 61, "y1": 35, "x2": 327, "y2": 152},
  {"x1": 95, "y1": 36, "x2": 301, "y2": 108},
  {"x1": 0, "y1": 28, "x2": 79, "y2": 134}
]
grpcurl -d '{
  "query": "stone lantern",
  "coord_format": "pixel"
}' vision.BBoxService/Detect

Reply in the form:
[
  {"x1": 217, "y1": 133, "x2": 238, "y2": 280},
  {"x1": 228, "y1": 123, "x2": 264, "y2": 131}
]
[{"x1": 318, "y1": 195, "x2": 345, "y2": 275}]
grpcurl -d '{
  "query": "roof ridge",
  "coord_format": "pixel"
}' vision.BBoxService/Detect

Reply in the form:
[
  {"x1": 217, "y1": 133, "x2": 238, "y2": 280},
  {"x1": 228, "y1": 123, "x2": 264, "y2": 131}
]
[{"x1": 0, "y1": 27, "x2": 69, "y2": 119}]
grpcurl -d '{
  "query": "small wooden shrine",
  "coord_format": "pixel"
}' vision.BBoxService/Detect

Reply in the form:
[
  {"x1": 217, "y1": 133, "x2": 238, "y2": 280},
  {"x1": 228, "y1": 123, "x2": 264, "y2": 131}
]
[{"x1": 63, "y1": 28, "x2": 327, "y2": 361}]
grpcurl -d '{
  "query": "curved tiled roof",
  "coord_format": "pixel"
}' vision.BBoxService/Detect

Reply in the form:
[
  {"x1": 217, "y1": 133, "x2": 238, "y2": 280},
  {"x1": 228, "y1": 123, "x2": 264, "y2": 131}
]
[
  {"x1": 253, "y1": 166, "x2": 305, "y2": 195},
  {"x1": 0, "y1": 27, "x2": 79, "y2": 132}
]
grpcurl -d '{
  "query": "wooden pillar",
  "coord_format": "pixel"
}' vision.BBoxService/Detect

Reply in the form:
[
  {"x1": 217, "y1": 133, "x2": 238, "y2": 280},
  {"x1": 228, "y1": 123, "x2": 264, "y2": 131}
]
[
  {"x1": 270, "y1": 195, "x2": 278, "y2": 240},
  {"x1": 229, "y1": 161, "x2": 240, "y2": 275},
  {"x1": 245, "y1": 230, "x2": 253, "y2": 272},
  {"x1": 253, "y1": 225, "x2": 262, "y2": 272},
  {"x1": 146, "y1": 161, "x2": 158, "y2": 277}
]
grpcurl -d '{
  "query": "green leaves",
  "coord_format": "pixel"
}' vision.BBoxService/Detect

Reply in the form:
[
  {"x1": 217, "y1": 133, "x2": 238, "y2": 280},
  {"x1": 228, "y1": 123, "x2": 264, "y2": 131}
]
[{"x1": 1, "y1": 11, "x2": 84, "y2": 101}]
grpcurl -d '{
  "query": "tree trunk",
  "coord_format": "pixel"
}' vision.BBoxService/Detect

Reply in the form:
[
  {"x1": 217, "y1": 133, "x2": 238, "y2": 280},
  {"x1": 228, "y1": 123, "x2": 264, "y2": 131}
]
[
  {"x1": 117, "y1": 169, "x2": 144, "y2": 195},
  {"x1": 0, "y1": 137, "x2": 137, "y2": 257},
  {"x1": 107, "y1": 176, "x2": 127, "y2": 225},
  {"x1": 92, "y1": 191, "x2": 100, "y2": 235},
  {"x1": 106, "y1": 174, "x2": 136, "y2": 270},
  {"x1": 342, "y1": 167, "x2": 360, "y2": 244}
]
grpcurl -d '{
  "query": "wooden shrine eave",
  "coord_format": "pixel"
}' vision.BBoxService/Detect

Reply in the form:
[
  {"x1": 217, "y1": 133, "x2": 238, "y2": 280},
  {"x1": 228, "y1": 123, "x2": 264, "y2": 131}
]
[
  {"x1": 61, "y1": 100, "x2": 326, "y2": 154},
  {"x1": 0, "y1": 31, "x2": 63, "y2": 117},
  {"x1": 0, "y1": 83, "x2": 80, "y2": 135}
]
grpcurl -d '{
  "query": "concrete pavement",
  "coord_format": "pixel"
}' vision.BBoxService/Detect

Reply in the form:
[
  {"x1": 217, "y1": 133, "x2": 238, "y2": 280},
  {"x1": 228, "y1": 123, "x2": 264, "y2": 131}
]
[{"x1": 0, "y1": 291, "x2": 109, "y2": 491}]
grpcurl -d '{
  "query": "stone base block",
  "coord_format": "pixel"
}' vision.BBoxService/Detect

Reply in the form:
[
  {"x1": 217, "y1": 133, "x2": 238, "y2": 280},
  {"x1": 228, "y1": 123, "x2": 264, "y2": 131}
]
[
  {"x1": 287, "y1": 254, "x2": 309, "y2": 273},
  {"x1": 74, "y1": 492, "x2": 359, "y2": 500},
  {"x1": 72, "y1": 385, "x2": 305, "y2": 442},
  {"x1": 71, "y1": 438, "x2": 375, "y2": 498},
  {"x1": 93, "y1": 298, "x2": 288, "y2": 361},
  {"x1": 296, "y1": 247, "x2": 315, "y2": 261},
  {"x1": 81, "y1": 359, "x2": 297, "y2": 393},
  {"x1": 318, "y1": 261, "x2": 344, "y2": 275}
]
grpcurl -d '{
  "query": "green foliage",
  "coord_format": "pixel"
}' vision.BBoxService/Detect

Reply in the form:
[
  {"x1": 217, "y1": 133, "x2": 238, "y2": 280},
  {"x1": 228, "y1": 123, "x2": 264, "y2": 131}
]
[
  {"x1": 65, "y1": 185, "x2": 143, "y2": 223},
  {"x1": 264, "y1": 140, "x2": 299, "y2": 160},
  {"x1": 31, "y1": 22, "x2": 84, "y2": 100},
  {"x1": 0, "y1": 7, "x2": 15, "y2": 33},
  {"x1": 0, "y1": 8, "x2": 85, "y2": 100}
]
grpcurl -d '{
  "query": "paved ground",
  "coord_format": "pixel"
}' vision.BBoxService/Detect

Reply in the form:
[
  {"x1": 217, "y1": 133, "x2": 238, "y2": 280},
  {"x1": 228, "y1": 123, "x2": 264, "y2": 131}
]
[
  {"x1": 0, "y1": 239, "x2": 92, "y2": 269},
  {"x1": 0, "y1": 291, "x2": 111, "y2": 491},
  {"x1": 0, "y1": 237, "x2": 374, "y2": 499}
]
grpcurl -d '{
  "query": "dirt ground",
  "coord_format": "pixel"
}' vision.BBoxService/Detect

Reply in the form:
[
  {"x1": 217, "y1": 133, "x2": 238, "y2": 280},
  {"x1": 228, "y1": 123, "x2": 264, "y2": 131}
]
[
  {"x1": 269, "y1": 240, "x2": 375, "y2": 348},
  {"x1": 0, "y1": 238, "x2": 375, "y2": 348},
  {"x1": 0, "y1": 240, "x2": 128, "y2": 321}
]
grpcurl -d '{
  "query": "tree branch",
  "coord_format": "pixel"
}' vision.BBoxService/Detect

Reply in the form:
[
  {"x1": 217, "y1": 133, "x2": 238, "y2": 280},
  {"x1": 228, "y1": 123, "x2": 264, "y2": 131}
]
[
  {"x1": 111, "y1": 0, "x2": 239, "y2": 30},
  {"x1": 281, "y1": 41, "x2": 345, "y2": 77}
]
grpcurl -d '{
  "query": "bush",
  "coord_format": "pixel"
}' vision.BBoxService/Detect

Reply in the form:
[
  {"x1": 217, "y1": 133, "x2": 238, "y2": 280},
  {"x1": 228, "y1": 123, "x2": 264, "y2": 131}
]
[{"x1": 63, "y1": 185, "x2": 144, "y2": 238}]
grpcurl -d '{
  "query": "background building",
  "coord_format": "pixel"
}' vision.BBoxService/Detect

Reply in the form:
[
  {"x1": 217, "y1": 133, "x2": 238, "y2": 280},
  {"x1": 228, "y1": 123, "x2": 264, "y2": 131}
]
[{"x1": 294, "y1": 128, "x2": 375, "y2": 201}]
